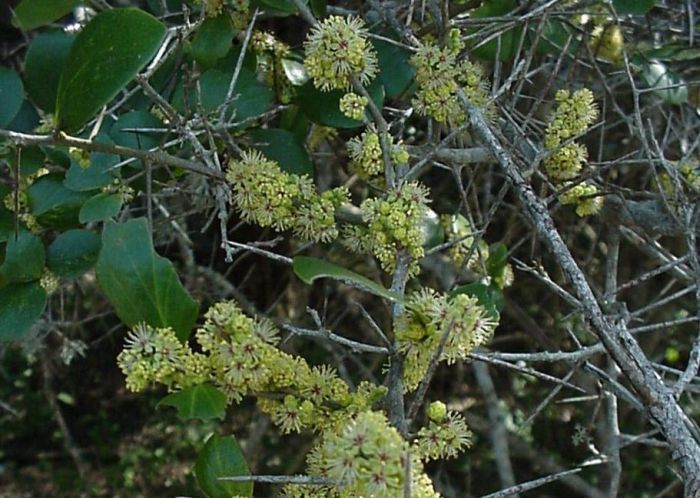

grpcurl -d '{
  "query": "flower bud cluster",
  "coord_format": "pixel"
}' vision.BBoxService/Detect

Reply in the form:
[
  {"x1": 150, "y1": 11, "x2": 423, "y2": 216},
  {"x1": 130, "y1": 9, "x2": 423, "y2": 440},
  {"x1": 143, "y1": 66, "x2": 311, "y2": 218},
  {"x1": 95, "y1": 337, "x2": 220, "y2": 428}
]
[
  {"x1": 339, "y1": 92, "x2": 368, "y2": 121},
  {"x1": 396, "y1": 289, "x2": 497, "y2": 391},
  {"x1": 590, "y1": 24, "x2": 624, "y2": 64},
  {"x1": 343, "y1": 182, "x2": 430, "y2": 275},
  {"x1": 410, "y1": 41, "x2": 490, "y2": 126},
  {"x1": 560, "y1": 182, "x2": 603, "y2": 217},
  {"x1": 346, "y1": 127, "x2": 409, "y2": 180},
  {"x1": 304, "y1": 16, "x2": 378, "y2": 91},
  {"x1": 226, "y1": 150, "x2": 349, "y2": 243},
  {"x1": 415, "y1": 404, "x2": 472, "y2": 460}
]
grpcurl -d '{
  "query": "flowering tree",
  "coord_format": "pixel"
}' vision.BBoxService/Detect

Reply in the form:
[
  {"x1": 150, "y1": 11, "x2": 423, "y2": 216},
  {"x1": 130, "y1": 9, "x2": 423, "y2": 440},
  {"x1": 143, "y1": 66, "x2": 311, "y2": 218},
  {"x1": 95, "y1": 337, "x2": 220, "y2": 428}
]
[{"x1": 1, "y1": 0, "x2": 699, "y2": 497}]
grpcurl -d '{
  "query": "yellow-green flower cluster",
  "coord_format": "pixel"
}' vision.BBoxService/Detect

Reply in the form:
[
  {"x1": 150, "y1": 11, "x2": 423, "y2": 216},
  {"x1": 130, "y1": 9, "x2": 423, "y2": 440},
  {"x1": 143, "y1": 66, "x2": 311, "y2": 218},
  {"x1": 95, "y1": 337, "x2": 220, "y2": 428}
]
[
  {"x1": 441, "y1": 214, "x2": 486, "y2": 271},
  {"x1": 226, "y1": 150, "x2": 349, "y2": 243},
  {"x1": 414, "y1": 403, "x2": 472, "y2": 460},
  {"x1": 590, "y1": 24, "x2": 624, "y2": 64},
  {"x1": 39, "y1": 270, "x2": 59, "y2": 294},
  {"x1": 543, "y1": 89, "x2": 598, "y2": 182},
  {"x1": 199, "y1": 0, "x2": 224, "y2": 17},
  {"x1": 410, "y1": 42, "x2": 490, "y2": 125},
  {"x1": 346, "y1": 127, "x2": 410, "y2": 180},
  {"x1": 117, "y1": 324, "x2": 209, "y2": 392},
  {"x1": 344, "y1": 182, "x2": 430, "y2": 275},
  {"x1": 304, "y1": 16, "x2": 378, "y2": 91},
  {"x1": 396, "y1": 289, "x2": 497, "y2": 391},
  {"x1": 339, "y1": 92, "x2": 368, "y2": 120},
  {"x1": 560, "y1": 182, "x2": 603, "y2": 217}
]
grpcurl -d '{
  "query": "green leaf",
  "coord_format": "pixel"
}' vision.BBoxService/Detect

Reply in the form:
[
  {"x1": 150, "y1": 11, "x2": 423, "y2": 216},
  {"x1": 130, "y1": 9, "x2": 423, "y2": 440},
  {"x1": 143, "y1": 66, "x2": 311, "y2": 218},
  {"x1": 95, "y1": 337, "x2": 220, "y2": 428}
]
[
  {"x1": 6, "y1": 100, "x2": 40, "y2": 133},
  {"x1": 46, "y1": 229, "x2": 101, "y2": 277},
  {"x1": 172, "y1": 68, "x2": 272, "y2": 123},
  {"x1": 0, "y1": 66, "x2": 24, "y2": 127},
  {"x1": 297, "y1": 77, "x2": 384, "y2": 129},
  {"x1": 247, "y1": 128, "x2": 312, "y2": 176},
  {"x1": 195, "y1": 434, "x2": 253, "y2": 498},
  {"x1": 158, "y1": 384, "x2": 227, "y2": 421},
  {"x1": 23, "y1": 30, "x2": 74, "y2": 112},
  {"x1": 0, "y1": 185, "x2": 13, "y2": 243},
  {"x1": 110, "y1": 110, "x2": 166, "y2": 151},
  {"x1": 486, "y1": 242, "x2": 508, "y2": 278},
  {"x1": 0, "y1": 231, "x2": 45, "y2": 283},
  {"x1": 96, "y1": 218, "x2": 199, "y2": 341},
  {"x1": 0, "y1": 282, "x2": 47, "y2": 342},
  {"x1": 188, "y1": 14, "x2": 234, "y2": 68},
  {"x1": 79, "y1": 192, "x2": 123, "y2": 223},
  {"x1": 469, "y1": 0, "x2": 522, "y2": 62},
  {"x1": 613, "y1": 0, "x2": 654, "y2": 15},
  {"x1": 27, "y1": 174, "x2": 92, "y2": 229},
  {"x1": 293, "y1": 256, "x2": 403, "y2": 303},
  {"x1": 450, "y1": 281, "x2": 504, "y2": 320},
  {"x1": 309, "y1": 0, "x2": 327, "y2": 18},
  {"x1": 374, "y1": 40, "x2": 415, "y2": 98},
  {"x1": 64, "y1": 135, "x2": 121, "y2": 191},
  {"x1": 250, "y1": 0, "x2": 299, "y2": 16},
  {"x1": 56, "y1": 8, "x2": 167, "y2": 132},
  {"x1": 12, "y1": 0, "x2": 79, "y2": 30}
]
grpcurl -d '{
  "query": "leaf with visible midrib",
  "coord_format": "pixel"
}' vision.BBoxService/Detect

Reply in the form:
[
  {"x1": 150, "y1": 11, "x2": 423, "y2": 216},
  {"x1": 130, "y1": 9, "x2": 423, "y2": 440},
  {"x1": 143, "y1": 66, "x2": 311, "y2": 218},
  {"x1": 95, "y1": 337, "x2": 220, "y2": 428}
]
[
  {"x1": 158, "y1": 384, "x2": 227, "y2": 421},
  {"x1": 195, "y1": 435, "x2": 253, "y2": 498},
  {"x1": 55, "y1": 8, "x2": 166, "y2": 132},
  {"x1": 96, "y1": 218, "x2": 199, "y2": 341}
]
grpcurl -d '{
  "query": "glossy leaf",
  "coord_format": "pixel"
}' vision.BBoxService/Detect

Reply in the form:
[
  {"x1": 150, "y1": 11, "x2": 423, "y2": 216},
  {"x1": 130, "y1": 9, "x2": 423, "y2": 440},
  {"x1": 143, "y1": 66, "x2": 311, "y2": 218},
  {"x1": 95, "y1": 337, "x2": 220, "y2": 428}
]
[
  {"x1": 374, "y1": 40, "x2": 415, "y2": 98},
  {"x1": 96, "y1": 218, "x2": 199, "y2": 341},
  {"x1": 56, "y1": 8, "x2": 167, "y2": 131},
  {"x1": 12, "y1": 0, "x2": 79, "y2": 30},
  {"x1": 64, "y1": 136, "x2": 121, "y2": 191},
  {"x1": 23, "y1": 30, "x2": 74, "y2": 112},
  {"x1": 281, "y1": 58, "x2": 309, "y2": 86},
  {"x1": 158, "y1": 384, "x2": 227, "y2": 421},
  {"x1": 293, "y1": 256, "x2": 403, "y2": 303},
  {"x1": 613, "y1": 0, "x2": 654, "y2": 15},
  {"x1": 195, "y1": 435, "x2": 253, "y2": 498},
  {"x1": 46, "y1": 229, "x2": 101, "y2": 277},
  {"x1": 641, "y1": 61, "x2": 688, "y2": 105},
  {"x1": 188, "y1": 14, "x2": 234, "y2": 68},
  {"x1": 28, "y1": 174, "x2": 92, "y2": 229},
  {"x1": 247, "y1": 128, "x2": 312, "y2": 176},
  {"x1": 0, "y1": 66, "x2": 24, "y2": 127},
  {"x1": 0, "y1": 231, "x2": 45, "y2": 283},
  {"x1": 0, "y1": 283, "x2": 47, "y2": 342},
  {"x1": 109, "y1": 110, "x2": 166, "y2": 151},
  {"x1": 79, "y1": 192, "x2": 123, "y2": 223}
]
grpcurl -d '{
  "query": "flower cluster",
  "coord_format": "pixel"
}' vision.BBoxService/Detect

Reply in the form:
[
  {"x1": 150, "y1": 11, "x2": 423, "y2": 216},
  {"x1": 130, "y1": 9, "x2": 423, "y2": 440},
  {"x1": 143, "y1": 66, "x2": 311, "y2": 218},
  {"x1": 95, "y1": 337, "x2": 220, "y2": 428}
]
[
  {"x1": 590, "y1": 23, "x2": 624, "y2": 64},
  {"x1": 543, "y1": 89, "x2": 598, "y2": 181},
  {"x1": 39, "y1": 270, "x2": 59, "y2": 294},
  {"x1": 343, "y1": 182, "x2": 430, "y2": 275},
  {"x1": 560, "y1": 182, "x2": 603, "y2": 217},
  {"x1": 396, "y1": 289, "x2": 497, "y2": 391},
  {"x1": 414, "y1": 402, "x2": 472, "y2": 460},
  {"x1": 441, "y1": 214, "x2": 486, "y2": 272},
  {"x1": 410, "y1": 41, "x2": 490, "y2": 125},
  {"x1": 346, "y1": 127, "x2": 410, "y2": 180},
  {"x1": 304, "y1": 16, "x2": 378, "y2": 91},
  {"x1": 339, "y1": 92, "x2": 368, "y2": 121},
  {"x1": 226, "y1": 150, "x2": 349, "y2": 243},
  {"x1": 253, "y1": 31, "x2": 294, "y2": 103}
]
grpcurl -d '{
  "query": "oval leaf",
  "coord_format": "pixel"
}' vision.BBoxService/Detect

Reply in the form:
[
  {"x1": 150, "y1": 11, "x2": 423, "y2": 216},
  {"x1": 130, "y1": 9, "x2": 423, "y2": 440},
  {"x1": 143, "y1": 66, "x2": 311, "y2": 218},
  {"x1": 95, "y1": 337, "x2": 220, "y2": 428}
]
[
  {"x1": 56, "y1": 8, "x2": 167, "y2": 132},
  {"x1": 46, "y1": 229, "x2": 101, "y2": 277},
  {"x1": 293, "y1": 256, "x2": 403, "y2": 303},
  {"x1": 0, "y1": 282, "x2": 47, "y2": 342},
  {"x1": 27, "y1": 174, "x2": 92, "y2": 229},
  {"x1": 188, "y1": 14, "x2": 234, "y2": 68},
  {"x1": 613, "y1": 0, "x2": 654, "y2": 15},
  {"x1": 0, "y1": 231, "x2": 45, "y2": 283},
  {"x1": 23, "y1": 30, "x2": 74, "y2": 112},
  {"x1": 79, "y1": 192, "x2": 123, "y2": 223},
  {"x1": 247, "y1": 128, "x2": 312, "y2": 176},
  {"x1": 158, "y1": 384, "x2": 227, "y2": 421},
  {"x1": 0, "y1": 66, "x2": 24, "y2": 127},
  {"x1": 195, "y1": 434, "x2": 253, "y2": 498},
  {"x1": 374, "y1": 39, "x2": 415, "y2": 98},
  {"x1": 12, "y1": 0, "x2": 79, "y2": 30},
  {"x1": 96, "y1": 218, "x2": 199, "y2": 341}
]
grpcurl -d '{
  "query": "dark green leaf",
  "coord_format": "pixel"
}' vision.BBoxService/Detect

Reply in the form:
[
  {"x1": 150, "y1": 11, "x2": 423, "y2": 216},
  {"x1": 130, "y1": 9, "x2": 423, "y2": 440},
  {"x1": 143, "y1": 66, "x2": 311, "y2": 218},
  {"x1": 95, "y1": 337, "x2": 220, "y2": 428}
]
[
  {"x1": 64, "y1": 135, "x2": 121, "y2": 191},
  {"x1": 195, "y1": 434, "x2": 253, "y2": 498},
  {"x1": 0, "y1": 185, "x2": 13, "y2": 243},
  {"x1": 23, "y1": 30, "x2": 74, "y2": 112},
  {"x1": 0, "y1": 66, "x2": 24, "y2": 127},
  {"x1": 297, "y1": 77, "x2": 384, "y2": 128},
  {"x1": 374, "y1": 40, "x2": 415, "y2": 98},
  {"x1": 46, "y1": 229, "x2": 101, "y2": 277},
  {"x1": 613, "y1": 0, "x2": 654, "y2": 15},
  {"x1": 279, "y1": 105, "x2": 310, "y2": 142},
  {"x1": 158, "y1": 384, "x2": 227, "y2": 421},
  {"x1": 12, "y1": 0, "x2": 79, "y2": 30},
  {"x1": 6, "y1": 100, "x2": 40, "y2": 133},
  {"x1": 0, "y1": 231, "x2": 45, "y2": 283},
  {"x1": 96, "y1": 218, "x2": 199, "y2": 341},
  {"x1": 469, "y1": 0, "x2": 522, "y2": 62},
  {"x1": 450, "y1": 282, "x2": 504, "y2": 320},
  {"x1": 10, "y1": 146, "x2": 46, "y2": 177},
  {"x1": 309, "y1": 0, "x2": 326, "y2": 18},
  {"x1": 172, "y1": 68, "x2": 272, "y2": 122},
  {"x1": 188, "y1": 14, "x2": 234, "y2": 68},
  {"x1": 293, "y1": 256, "x2": 403, "y2": 303},
  {"x1": 486, "y1": 242, "x2": 508, "y2": 278},
  {"x1": 247, "y1": 128, "x2": 312, "y2": 176},
  {"x1": 27, "y1": 174, "x2": 92, "y2": 229},
  {"x1": 109, "y1": 110, "x2": 166, "y2": 169},
  {"x1": 79, "y1": 192, "x2": 123, "y2": 223},
  {"x1": 250, "y1": 0, "x2": 299, "y2": 16},
  {"x1": 56, "y1": 8, "x2": 167, "y2": 132},
  {"x1": 0, "y1": 282, "x2": 46, "y2": 342}
]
